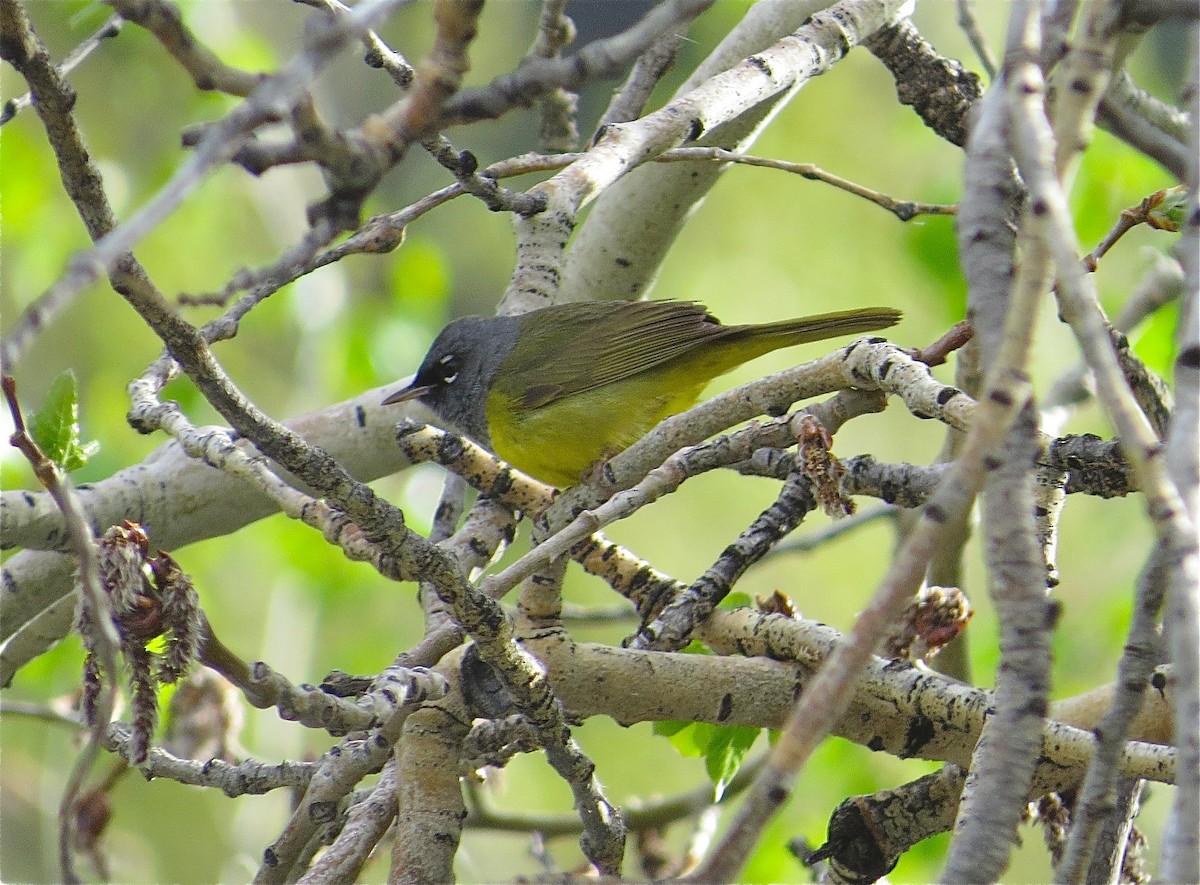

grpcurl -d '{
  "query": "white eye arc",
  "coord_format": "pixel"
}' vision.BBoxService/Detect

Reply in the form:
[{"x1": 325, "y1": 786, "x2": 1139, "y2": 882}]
[{"x1": 437, "y1": 353, "x2": 460, "y2": 385}]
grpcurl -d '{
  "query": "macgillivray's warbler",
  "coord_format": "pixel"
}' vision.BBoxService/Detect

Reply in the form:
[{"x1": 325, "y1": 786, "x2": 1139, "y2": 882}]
[{"x1": 383, "y1": 300, "x2": 900, "y2": 487}]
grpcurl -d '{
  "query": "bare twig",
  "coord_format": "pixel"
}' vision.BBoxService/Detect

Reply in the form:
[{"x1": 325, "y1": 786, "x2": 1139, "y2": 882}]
[
  {"x1": 1056, "y1": 542, "x2": 1171, "y2": 882},
  {"x1": 0, "y1": 13, "x2": 122, "y2": 125},
  {"x1": 2, "y1": 376, "x2": 117, "y2": 885},
  {"x1": 1097, "y1": 70, "x2": 1191, "y2": 179},
  {"x1": 600, "y1": 28, "x2": 686, "y2": 127},
  {"x1": 303, "y1": 0, "x2": 415, "y2": 88},
  {"x1": 1020, "y1": 1, "x2": 1199, "y2": 876},
  {"x1": 955, "y1": 0, "x2": 996, "y2": 79},
  {"x1": 105, "y1": 0, "x2": 263, "y2": 95},
  {"x1": 912, "y1": 320, "x2": 974, "y2": 366},
  {"x1": 527, "y1": 0, "x2": 579, "y2": 150},
  {"x1": 1083, "y1": 186, "x2": 1189, "y2": 271},
  {"x1": 439, "y1": 0, "x2": 716, "y2": 128},
  {"x1": 0, "y1": 0, "x2": 412, "y2": 374},
  {"x1": 940, "y1": 7, "x2": 1052, "y2": 878},
  {"x1": 657, "y1": 147, "x2": 956, "y2": 220}
]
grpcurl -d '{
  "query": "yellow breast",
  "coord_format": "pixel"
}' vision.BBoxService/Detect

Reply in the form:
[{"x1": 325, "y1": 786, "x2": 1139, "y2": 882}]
[{"x1": 486, "y1": 371, "x2": 709, "y2": 487}]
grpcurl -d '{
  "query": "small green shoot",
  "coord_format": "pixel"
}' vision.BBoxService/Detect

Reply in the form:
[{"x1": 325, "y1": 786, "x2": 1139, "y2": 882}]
[{"x1": 29, "y1": 371, "x2": 99, "y2": 472}]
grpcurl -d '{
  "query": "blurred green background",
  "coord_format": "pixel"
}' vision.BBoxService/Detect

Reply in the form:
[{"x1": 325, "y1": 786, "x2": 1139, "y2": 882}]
[{"x1": 1, "y1": 1, "x2": 1184, "y2": 881}]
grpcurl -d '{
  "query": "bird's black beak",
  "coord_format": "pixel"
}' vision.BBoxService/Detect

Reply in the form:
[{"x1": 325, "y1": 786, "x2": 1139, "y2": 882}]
[{"x1": 382, "y1": 382, "x2": 432, "y2": 406}]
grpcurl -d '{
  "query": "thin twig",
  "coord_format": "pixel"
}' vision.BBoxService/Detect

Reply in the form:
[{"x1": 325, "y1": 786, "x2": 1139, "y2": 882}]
[
  {"x1": 2, "y1": 377, "x2": 117, "y2": 884},
  {"x1": 955, "y1": 0, "x2": 997, "y2": 79},
  {"x1": 0, "y1": 13, "x2": 123, "y2": 126},
  {"x1": 657, "y1": 147, "x2": 956, "y2": 220}
]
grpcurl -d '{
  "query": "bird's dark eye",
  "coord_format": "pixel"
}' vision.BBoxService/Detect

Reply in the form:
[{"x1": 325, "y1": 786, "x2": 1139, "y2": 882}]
[{"x1": 437, "y1": 353, "x2": 459, "y2": 384}]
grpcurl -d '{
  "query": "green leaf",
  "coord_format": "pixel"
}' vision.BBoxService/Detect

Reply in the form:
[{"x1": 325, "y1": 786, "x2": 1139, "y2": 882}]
[
  {"x1": 654, "y1": 719, "x2": 710, "y2": 753},
  {"x1": 652, "y1": 719, "x2": 693, "y2": 740},
  {"x1": 705, "y1": 724, "x2": 760, "y2": 801},
  {"x1": 654, "y1": 719, "x2": 762, "y2": 800},
  {"x1": 29, "y1": 371, "x2": 99, "y2": 472}
]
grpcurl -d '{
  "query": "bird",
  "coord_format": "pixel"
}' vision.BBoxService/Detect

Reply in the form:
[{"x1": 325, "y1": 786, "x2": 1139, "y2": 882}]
[{"x1": 383, "y1": 300, "x2": 900, "y2": 486}]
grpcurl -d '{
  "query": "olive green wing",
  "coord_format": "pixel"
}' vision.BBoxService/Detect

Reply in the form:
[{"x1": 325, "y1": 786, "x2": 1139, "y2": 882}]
[{"x1": 500, "y1": 301, "x2": 726, "y2": 410}]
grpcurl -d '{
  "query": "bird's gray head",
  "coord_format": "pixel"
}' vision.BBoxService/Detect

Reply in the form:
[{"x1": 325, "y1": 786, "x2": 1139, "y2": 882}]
[{"x1": 382, "y1": 314, "x2": 521, "y2": 449}]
